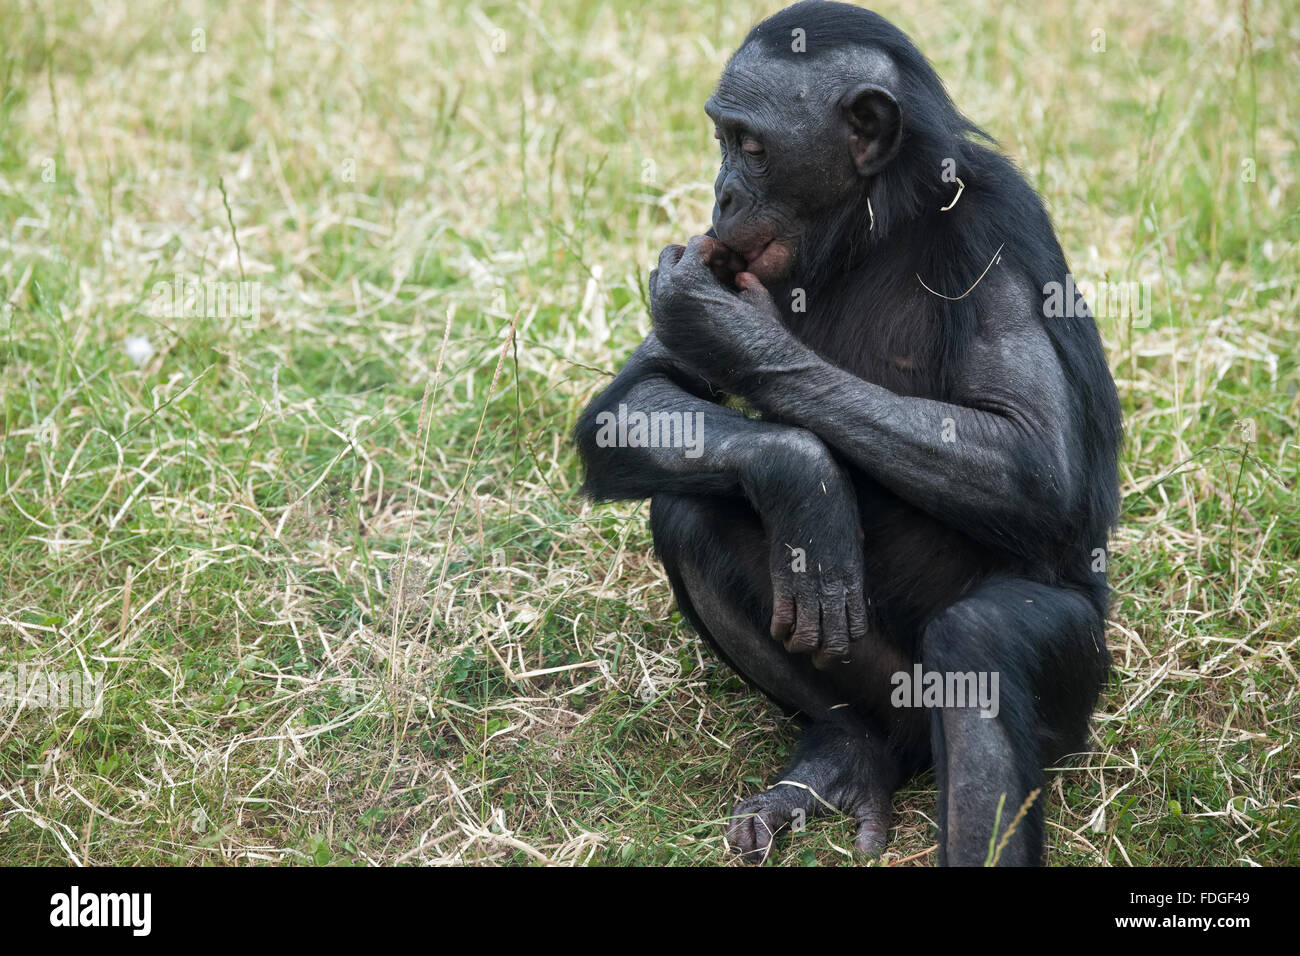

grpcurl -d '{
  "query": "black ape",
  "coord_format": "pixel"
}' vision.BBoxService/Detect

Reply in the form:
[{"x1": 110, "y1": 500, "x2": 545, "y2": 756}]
[{"x1": 576, "y1": 1, "x2": 1120, "y2": 865}]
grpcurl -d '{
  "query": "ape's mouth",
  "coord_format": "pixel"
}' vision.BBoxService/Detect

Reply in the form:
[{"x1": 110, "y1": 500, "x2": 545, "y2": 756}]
[
  {"x1": 743, "y1": 240, "x2": 774, "y2": 266},
  {"x1": 742, "y1": 239, "x2": 793, "y2": 281}
]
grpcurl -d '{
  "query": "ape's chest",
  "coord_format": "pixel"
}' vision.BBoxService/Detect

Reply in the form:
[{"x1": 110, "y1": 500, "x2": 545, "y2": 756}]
[
  {"x1": 783, "y1": 295, "x2": 951, "y2": 399},
  {"x1": 803, "y1": 332, "x2": 942, "y2": 399}
]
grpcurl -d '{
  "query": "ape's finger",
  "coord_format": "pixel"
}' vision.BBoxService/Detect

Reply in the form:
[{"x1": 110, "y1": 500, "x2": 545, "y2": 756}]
[
  {"x1": 705, "y1": 258, "x2": 731, "y2": 285},
  {"x1": 770, "y1": 591, "x2": 795, "y2": 642},
  {"x1": 846, "y1": 587, "x2": 870, "y2": 642},
  {"x1": 683, "y1": 234, "x2": 719, "y2": 266},
  {"x1": 658, "y1": 244, "x2": 686, "y2": 270},
  {"x1": 786, "y1": 598, "x2": 820, "y2": 654},
  {"x1": 816, "y1": 593, "x2": 850, "y2": 668},
  {"x1": 735, "y1": 271, "x2": 776, "y2": 308},
  {"x1": 705, "y1": 243, "x2": 745, "y2": 285}
]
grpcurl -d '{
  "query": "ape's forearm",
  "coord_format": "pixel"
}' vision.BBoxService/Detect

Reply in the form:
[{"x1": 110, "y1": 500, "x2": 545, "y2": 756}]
[
  {"x1": 577, "y1": 373, "x2": 755, "y2": 500},
  {"x1": 746, "y1": 359, "x2": 1079, "y2": 555},
  {"x1": 575, "y1": 338, "x2": 843, "y2": 510}
]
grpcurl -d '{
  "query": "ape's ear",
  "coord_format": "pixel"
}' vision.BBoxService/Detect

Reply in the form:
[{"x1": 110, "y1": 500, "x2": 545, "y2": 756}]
[{"x1": 842, "y1": 84, "x2": 902, "y2": 177}]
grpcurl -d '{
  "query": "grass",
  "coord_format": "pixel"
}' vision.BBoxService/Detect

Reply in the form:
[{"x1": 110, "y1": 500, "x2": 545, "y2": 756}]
[{"x1": 0, "y1": 0, "x2": 1296, "y2": 866}]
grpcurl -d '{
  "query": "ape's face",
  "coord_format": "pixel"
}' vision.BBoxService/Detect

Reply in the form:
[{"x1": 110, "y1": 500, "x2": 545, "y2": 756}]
[{"x1": 705, "y1": 44, "x2": 903, "y2": 284}]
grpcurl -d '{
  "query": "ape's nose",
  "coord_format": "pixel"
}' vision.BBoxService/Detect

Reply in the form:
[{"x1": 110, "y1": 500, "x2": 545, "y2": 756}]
[
  {"x1": 710, "y1": 203, "x2": 730, "y2": 243},
  {"x1": 716, "y1": 183, "x2": 736, "y2": 213}
]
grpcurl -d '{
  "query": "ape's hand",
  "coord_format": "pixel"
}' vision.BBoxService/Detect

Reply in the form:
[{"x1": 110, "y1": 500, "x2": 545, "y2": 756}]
[
  {"x1": 649, "y1": 235, "x2": 803, "y2": 393},
  {"x1": 741, "y1": 433, "x2": 871, "y2": 668}
]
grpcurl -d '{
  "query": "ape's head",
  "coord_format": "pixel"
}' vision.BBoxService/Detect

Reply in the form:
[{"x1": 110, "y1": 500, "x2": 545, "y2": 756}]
[{"x1": 706, "y1": 1, "x2": 977, "y2": 287}]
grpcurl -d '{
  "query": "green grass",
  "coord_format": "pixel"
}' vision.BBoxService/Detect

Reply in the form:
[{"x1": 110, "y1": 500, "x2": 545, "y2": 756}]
[{"x1": 0, "y1": 0, "x2": 1297, "y2": 865}]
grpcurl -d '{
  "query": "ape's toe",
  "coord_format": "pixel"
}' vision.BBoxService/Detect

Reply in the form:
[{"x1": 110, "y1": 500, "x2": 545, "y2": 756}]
[{"x1": 727, "y1": 793, "x2": 796, "y2": 862}]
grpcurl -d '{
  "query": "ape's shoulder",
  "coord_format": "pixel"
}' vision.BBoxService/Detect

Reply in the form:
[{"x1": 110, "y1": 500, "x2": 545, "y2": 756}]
[{"x1": 962, "y1": 145, "x2": 1067, "y2": 270}]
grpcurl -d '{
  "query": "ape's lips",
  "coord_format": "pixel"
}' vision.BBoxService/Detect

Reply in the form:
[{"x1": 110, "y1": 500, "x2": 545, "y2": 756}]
[
  {"x1": 741, "y1": 239, "x2": 792, "y2": 281},
  {"x1": 743, "y1": 240, "x2": 774, "y2": 266}
]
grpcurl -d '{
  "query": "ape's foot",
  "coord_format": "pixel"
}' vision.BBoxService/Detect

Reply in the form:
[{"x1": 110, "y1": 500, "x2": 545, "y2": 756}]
[
  {"x1": 727, "y1": 783, "x2": 891, "y2": 862},
  {"x1": 726, "y1": 723, "x2": 898, "y2": 863}
]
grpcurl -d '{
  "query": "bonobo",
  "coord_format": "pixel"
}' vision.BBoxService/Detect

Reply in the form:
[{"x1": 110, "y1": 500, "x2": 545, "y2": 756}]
[{"x1": 575, "y1": 1, "x2": 1120, "y2": 865}]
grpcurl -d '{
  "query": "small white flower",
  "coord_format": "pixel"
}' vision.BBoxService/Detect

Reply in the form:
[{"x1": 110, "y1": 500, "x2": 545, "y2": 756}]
[{"x1": 125, "y1": 335, "x2": 154, "y2": 367}]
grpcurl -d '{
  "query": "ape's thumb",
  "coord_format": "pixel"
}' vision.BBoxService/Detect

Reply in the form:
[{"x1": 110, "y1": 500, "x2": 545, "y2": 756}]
[{"x1": 735, "y1": 271, "x2": 775, "y2": 310}]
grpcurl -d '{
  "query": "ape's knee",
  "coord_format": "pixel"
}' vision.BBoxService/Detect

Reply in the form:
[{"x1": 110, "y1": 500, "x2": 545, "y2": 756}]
[
  {"x1": 921, "y1": 581, "x2": 1106, "y2": 766},
  {"x1": 919, "y1": 598, "x2": 1008, "y2": 682},
  {"x1": 649, "y1": 494, "x2": 772, "y2": 634},
  {"x1": 650, "y1": 495, "x2": 764, "y2": 574},
  {"x1": 648, "y1": 494, "x2": 709, "y2": 570}
]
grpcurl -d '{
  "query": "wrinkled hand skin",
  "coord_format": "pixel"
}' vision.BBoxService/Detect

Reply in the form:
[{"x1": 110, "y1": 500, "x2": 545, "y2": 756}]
[
  {"x1": 740, "y1": 432, "x2": 870, "y2": 667},
  {"x1": 649, "y1": 235, "x2": 808, "y2": 395}
]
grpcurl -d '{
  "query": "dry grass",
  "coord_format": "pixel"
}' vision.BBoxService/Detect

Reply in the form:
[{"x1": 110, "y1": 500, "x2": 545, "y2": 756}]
[{"x1": 0, "y1": 0, "x2": 1296, "y2": 865}]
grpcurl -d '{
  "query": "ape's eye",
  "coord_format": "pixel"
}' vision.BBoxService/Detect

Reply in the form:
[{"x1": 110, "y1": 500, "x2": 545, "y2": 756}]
[{"x1": 742, "y1": 137, "x2": 764, "y2": 155}]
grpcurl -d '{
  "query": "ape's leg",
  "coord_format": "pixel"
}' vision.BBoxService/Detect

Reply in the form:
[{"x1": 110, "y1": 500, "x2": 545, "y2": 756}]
[
  {"x1": 922, "y1": 578, "x2": 1109, "y2": 866},
  {"x1": 650, "y1": 493, "x2": 902, "y2": 861}
]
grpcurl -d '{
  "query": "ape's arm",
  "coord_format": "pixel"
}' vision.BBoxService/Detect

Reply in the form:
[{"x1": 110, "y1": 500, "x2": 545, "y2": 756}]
[
  {"x1": 744, "y1": 307, "x2": 1082, "y2": 559},
  {"x1": 648, "y1": 239, "x2": 1082, "y2": 559},
  {"x1": 576, "y1": 333, "x2": 800, "y2": 500},
  {"x1": 576, "y1": 332, "x2": 870, "y2": 659}
]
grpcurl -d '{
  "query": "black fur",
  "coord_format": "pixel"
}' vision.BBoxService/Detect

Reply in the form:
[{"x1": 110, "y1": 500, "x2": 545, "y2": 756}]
[{"x1": 574, "y1": 1, "x2": 1120, "y2": 865}]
